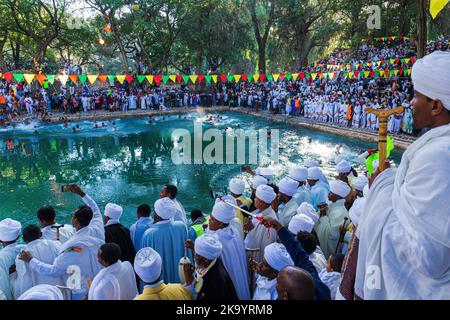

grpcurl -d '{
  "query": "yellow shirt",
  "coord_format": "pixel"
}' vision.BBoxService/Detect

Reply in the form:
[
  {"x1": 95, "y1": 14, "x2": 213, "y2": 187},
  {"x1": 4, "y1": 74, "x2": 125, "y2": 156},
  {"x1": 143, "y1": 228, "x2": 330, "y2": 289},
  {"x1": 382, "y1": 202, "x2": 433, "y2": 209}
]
[
  {"x1": 235, "y1": 195, "x2": 253, "y2": 225},
  {"x1": 134, "y1": 283, "x2": 193, "y2": 300}
]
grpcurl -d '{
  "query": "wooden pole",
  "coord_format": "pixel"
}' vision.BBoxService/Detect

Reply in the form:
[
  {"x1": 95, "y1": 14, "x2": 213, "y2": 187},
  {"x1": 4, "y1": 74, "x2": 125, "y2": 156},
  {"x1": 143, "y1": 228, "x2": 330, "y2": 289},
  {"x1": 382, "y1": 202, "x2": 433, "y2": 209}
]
[{"x1": 365, "y1": 107, "x2": 405, "y2": 171}]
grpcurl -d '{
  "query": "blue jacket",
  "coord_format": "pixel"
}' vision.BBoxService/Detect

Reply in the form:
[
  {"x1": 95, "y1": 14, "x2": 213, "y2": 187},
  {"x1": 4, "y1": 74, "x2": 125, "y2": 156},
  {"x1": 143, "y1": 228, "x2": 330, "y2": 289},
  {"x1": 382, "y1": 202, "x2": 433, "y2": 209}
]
[{"x1": 278, "y1": 227, "x2": 331, "y2": 300}]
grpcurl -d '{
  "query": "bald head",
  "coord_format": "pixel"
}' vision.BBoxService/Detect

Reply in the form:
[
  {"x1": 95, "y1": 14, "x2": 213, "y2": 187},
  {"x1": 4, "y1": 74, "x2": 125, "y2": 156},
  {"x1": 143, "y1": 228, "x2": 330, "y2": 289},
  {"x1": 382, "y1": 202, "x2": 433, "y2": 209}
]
[{"x1": 276, "y1": 266, "x2": 315, "y2": 300}]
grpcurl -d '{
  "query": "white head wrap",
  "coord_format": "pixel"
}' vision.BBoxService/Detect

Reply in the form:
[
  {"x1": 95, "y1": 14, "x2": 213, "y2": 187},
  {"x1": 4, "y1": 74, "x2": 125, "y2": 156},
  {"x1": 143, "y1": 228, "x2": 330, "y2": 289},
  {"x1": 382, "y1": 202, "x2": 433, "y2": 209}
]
[
  {"x1": 278, "y1": 177, "x2": 299, "y2": 197},
  {"x1": 104, "y1": 203, "x2": 123, "y2": 220},
  {"x1": 154, "y1": 197, "x2": 177, "y2": 220},
  {"x1": 256, "y1": 185, "x2": 277, "y2": 204},
  {"x1": 229, "y1": 178, "x2": 245, "y2": 195},
  {"x1": 264, "y1": 243, "x2": 294, "y2": 272},
  {"x1": 307, "y1": 167, "x2": 322, "y2": 180},
  {"x1": 212, "y1": 195, "x2": 237, "y2": 224},
  {"x1": 330, "y1": 180, "x2": 351, "y2": 198},
  {"x1": 353, "y1": 176, "x2": 369, "y2": 191},
  {"x1": 304, "y1": 158, "x2": 320, "y2": 168},
  {"x1": 252, "y1": 175, "x2": 268, "y2": 189},
  {"x1": 195, "y1": 234, "x2": 222, "y2": 260},
  {"x1": 296, "y1": 202, "x2": 319, "y2": 223},
  {"x1": 0, "y1": 218, "x2": 21, "y2": 242},
  {"x1": 288, "y1": 214, "x2": 315, "y2": 234},
  {"x1": 336, "y1": 160, "x2": 352, "y2": 174},
  {"x1": 134, "y1": 247, "x2": 162, "y2": 283},
  {"x1": 17, "y1": 285, "x2": 63, "y2": 300},
  {"x1": 411, "y1": 51, "x2": 450, "y2": 109},
  {"x1": 288, "y1": 166, "x2": 308, "y2": 182},
  {"x1": 349, "y1": 197, "x2": 366, "y2": 226},
  {"x1": 256, "y1": 167, "x2": 274, "y2": 181}
]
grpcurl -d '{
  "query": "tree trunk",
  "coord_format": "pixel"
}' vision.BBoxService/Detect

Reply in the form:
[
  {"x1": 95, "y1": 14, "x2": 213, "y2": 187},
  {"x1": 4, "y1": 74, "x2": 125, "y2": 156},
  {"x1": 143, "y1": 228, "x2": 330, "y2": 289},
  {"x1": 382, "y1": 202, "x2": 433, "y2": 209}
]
[
  {"x1": 196, "y1": 10, "x2": 204, "y2": 73},
  {"x1": 258, "y1": 43, "x2": 266, "y2": 73},
  {"x1": 417, "y1": 0, "x2": 427, "y2": 58},
  {"x1": 109, "y1": 15, "x2": 129, "y2": 72}
]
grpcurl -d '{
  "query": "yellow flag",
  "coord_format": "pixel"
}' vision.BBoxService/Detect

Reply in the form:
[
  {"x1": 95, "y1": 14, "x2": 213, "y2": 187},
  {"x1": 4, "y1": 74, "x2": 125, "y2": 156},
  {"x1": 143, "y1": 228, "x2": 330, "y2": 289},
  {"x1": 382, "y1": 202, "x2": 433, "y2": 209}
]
[
  {"x1": 328, "y1": 73, "x2": 334, "y2": 79},
  {"x1": 394, "y1": 69, "x2": 399, "y2": 76},
  {"x1": 169, "y1": 75, "x2": 177, "y2": 83},
  {"x1": 292, "y1": 73, "x2": 299, "y2": 81},
  {"x1": 311, "y1": 73, "x2": 317, "y2": 80},
  {"x1": 116, "y1": 75, "x2": 126, "y2": 84},
  {"x1": 146, "y1": 75, "x2": 154, "y2": 84},
  {"x1": 211, "y1": 75, "x2": 218, "y2": 83},
  {"x1": 24, "y1": 73, "x2": 35, "y2": 84},
  {"x1": 390, "y1": 59, "x2": 395, "y2": 64},
  {"x1": 364, "y1": 71, "x2": 370, "y2": 78},
  {"x1": 87, "y1": 75, "x2": 98, "y2": 84},
  {"x1": 190, "y1": 75, "x2": 198, "y2": 84},
  {"x1": 430, "y1": 0, "x2": 449, "y2": 18},
  {"x1": 349, "y1": 72, "x2": 354, "y2": 79},
  {"x1": 58, "y1": 74, "x2": 68, "y2": 85},
  {"x1": 234, "y1": 75, "x2": 241, "y2": 83},
  {"x1": 253, "y1": 74, "x2": 259, "y2": 82},
  {"x1": 377, "y1": 61, "x2": 382, "y2": 67},
  {"x1": 405, "y1": 58, "x2": 410, "y2": 64},
  {"x1": 273, "y1": 74, "x2": 280, "y2": 82}
]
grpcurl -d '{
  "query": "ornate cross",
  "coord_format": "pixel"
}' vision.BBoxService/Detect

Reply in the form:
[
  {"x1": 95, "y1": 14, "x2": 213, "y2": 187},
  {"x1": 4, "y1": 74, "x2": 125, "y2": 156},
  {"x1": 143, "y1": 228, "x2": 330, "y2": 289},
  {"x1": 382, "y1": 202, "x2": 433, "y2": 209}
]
[{"x1": 365, "y1": 106, "x2": 405, "y2": 171}]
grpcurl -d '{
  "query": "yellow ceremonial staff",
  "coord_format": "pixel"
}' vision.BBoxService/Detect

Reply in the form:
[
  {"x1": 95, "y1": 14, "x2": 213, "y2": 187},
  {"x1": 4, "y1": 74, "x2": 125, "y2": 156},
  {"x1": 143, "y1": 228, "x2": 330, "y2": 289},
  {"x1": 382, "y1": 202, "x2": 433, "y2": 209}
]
[{"x1": 365, "y1": 107, "x2": 404, "y2": 172}]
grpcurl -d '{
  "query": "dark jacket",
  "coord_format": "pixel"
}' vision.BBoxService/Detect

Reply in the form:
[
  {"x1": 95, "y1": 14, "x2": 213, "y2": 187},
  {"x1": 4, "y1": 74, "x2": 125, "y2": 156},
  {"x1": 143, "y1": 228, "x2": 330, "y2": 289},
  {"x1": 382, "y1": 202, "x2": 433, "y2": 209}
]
[
  {"x1": 197, "y1": 258, "x2": 239, "y2": 301},
  {"x1": 105, "y1": 223, "x2": 136, "y2": 264}
]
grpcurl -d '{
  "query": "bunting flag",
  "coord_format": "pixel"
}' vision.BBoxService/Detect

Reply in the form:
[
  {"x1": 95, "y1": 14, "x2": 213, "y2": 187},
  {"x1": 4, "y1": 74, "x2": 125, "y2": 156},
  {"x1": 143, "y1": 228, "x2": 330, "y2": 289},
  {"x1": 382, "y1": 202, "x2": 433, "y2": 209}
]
[
  {"x1": 189, "y1": 75, "x2": 198, "y2": 84},
  {"x1": 146, "y1": 75, "x2": 154, "y2": 84},
  {"x1": 219, "y1": 74, "x2": 227, "y2": 83},
  {"x1": 162, "y1": 75, "x2": 170, "y2": 84},
  {"x1": 292, "y1": 73, "x2": 299, "y2": 81},
  {"x1": 176, "y1": 75, "x2": 182, "y2": 83},
  {"x1": 241, "y1": 74, "x2": 248, "y2": 82},
  {"x1": 69, "y1": 75, "x2": 78, "y2": 83},
  {"x1": 24, "y1": 73, "x2": 35, "y2": 84},
  {"x1": 273, "y1": 74, "x2": 280, "y2": 82},
  {"x1": 227, "y1": 74, "x2": 233, "y2": 83},
  {"x1": 125, "y1": 75, "x2": 133, "y2": 84},
  {"x1": 78, "y1": 75, "x2": 86, "y2": 84},
  {"x1": 3, "y1": 72, "x2": 13, "y2": 82},
  {"x1": 109, "y1": 75, "x2": 117, "y2": 85},
  {"x1": 205, "y1": 75, "x2": 212, "y2": 84},
  {"x1": 154, "y1": 75, "x2": 162, "y2": 85},
  {"x1": 234, "y1": 74, "x2": 241, "y2": 83},
  {"x1": 212, "y1": 75, "x2": 218, "y2": 83},
  {"x1": 266, "y1": 74, "x2": 273, "y2": 81},
  {"x1": 430, "y1": 0, "x2": 449, "y2": 18},
  {"x1": 87, "y1": 75, "x2": 98, "y2": 84},
  {"x1": 169, "y1": 75, "x2": 177, "y2": 83},
  {"x1": 35, "y1": 74, "x2": 47, "y2": 85},
  {"x1": 13, "y1": 73, "x2": 24, "y2": 83},
  {"x1": 116, "y1": 75, "x2": 126, "y2": 84},
  {"x1": 58, "y1": 74, "x2": 69, "y2": 85},
  {"x1": 136, "y1": 75, "x2": 146, "y2": 84},
  {"x1": 259, "y1": 74, "x2": 265, "y2": 82},
  {"x1": 198, "y1": 74, "x2": 205, "y2": 83},
  {"x1": 182, "y1": 75, "x2": 190, "y2": 84},
  {"x1": 97, "y1": 75, "x2": 107, "y2": 83},
  {"x1": 284, "y1": 73, "x2": 291, "y2": 81},
  {"x1": 253, "y1": 74, "x2": 259, "y2": 82}
]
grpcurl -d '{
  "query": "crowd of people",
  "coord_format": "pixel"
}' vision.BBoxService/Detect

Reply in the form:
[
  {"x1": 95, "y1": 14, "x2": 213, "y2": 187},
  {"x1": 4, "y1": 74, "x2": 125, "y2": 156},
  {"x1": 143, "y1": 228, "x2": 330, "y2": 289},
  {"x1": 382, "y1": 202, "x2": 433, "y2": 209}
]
[{"x1": 0, "y1": 50, "x2": 449, "y2": 300}]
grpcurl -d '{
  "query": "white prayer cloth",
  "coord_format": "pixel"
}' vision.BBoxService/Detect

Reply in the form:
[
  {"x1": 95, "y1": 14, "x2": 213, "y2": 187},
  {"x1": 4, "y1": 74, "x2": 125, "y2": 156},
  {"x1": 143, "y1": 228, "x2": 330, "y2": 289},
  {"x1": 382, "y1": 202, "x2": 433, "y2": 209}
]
[
  {"x1": 336, "y1": 160, "x2": 351, "y2": 173},
  {"x1": 252, "y1": 176, "x2": 268, "y2": 189},
  {"x1": 0, "y1": 219, "x2": 21, "y2": 242},
  {"x1": 229, "y1": 178, "x2": 245, "y2": 195},
  {"x1": 155, "y1": 198, "x2": 178, "y2": 220},
  {"x1": 173, "y1": 199, "x2": 187, "y2": 224},
  {"x1": 195, "y1": 234, "x2": 222, "y2": 260},
  {"x1": 310, "y1": 248, "x2": 327, "y2": 274},
  {"x1": 14, "y1": 239, "x2": 62, "y2": 299},
  {"x1": 352, "y1": 176, "x2": 368, "y2": 191},
  {"x1": 212, "y1": 195, "x2": 237, "y2": 224},
  {"x1": 297, "y1": 202, "x2": 319, "y2": 223},
  {"x1": 256, "y1": 185, "x2": 276, "y2": 204},
  {"x1": 253, "y1": 275, "x2": 277, "y2": 300},
  {"x1": 245, "y1": 207, "x2": 278, "y2": 263},
  {"x1": 292, "y1": 184, "x2": 312, "y2": 206},
  {"x1": 330, "y1": 180, "x2": 351, "y2": 198},
  {"x1": 288, "y1": 166, "x2": 308, "y2": 182},
  {"x1": 278, "y1": 177, "x2": 299, "y2": 197},
  {"x1": 288, "y1": 214, "x2": 315, "y2": 234},
  {"x1": 41, "y1": 224, "x2": 75, "y2": 244},
  {"x1": 134, "y1": 247, "x2": 162, "y2": 283},
  {"x1": 355, "y1": 124, "x2": 450, "y2": 299},
  {"x1": 17, "y1": 285, "x2": 63, "y2": 300},
  {"x1": 104, "y1": 203, "x2": 123, "y2": 220},
  {"x1": 348, "y1": 197, "x2": 366, "y2": 226},
  {"x1": 264, "y1": 243, "x2": 294, "y2": 271},
  {"x1": 88, "y1": 261, "x2": 138, "y2": 300},
  {"x1": 277, "y1": 198, "x2": 299, "y2": 227},
  {"x1": 0, "y1": 243, "x2": 25, "y2": 300},
  {"x1": 319, "y1": 269, "x2": 341, "y2": 300}
]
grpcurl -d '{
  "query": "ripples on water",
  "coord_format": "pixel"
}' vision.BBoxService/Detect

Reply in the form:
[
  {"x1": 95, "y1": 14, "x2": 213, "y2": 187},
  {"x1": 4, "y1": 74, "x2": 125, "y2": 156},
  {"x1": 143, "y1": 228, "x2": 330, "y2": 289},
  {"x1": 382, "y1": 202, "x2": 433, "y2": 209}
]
[{"x1": 0, "y1": 112, "x2": 403, "y2": 227}]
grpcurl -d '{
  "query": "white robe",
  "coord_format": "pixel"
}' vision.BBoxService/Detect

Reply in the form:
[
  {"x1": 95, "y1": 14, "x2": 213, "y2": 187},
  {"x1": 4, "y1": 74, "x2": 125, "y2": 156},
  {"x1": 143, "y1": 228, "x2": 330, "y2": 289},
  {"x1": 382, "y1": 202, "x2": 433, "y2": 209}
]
[
  {"x1": 28, "y1": 195, "x2": 105, "y2": 299},
  {"x1": 253, "y1": 275, "x2": 277, "y2": 300},
  {"x1": 0, "y1": 244, "x2": 25, "y2": 300},
  {"x1": 212, "y1": 225, "x2": 250, "y2": 300},
  {"x1": 88, "y1": 261, "x2": 138, "y2": 300},
  {"x1": 310, "y1": 247, "x2": 327, "y2": 274},
  {"x1": 173, "y1": 199, "x2": 187, "y2": 225},
  {"x1": 355, "y1": 124, "x2": 450, "y2": 299},
  {"x1": 292, "y1": 184, "x2": 312, "y2": 206},
  {"x1": 14, "y1": 239, "x2": 62, "y2": 299},
  {"x1": 277, "y1": 198, "x2": 299, "y2": 227},
  {"x1": 315, "y1": 199, "x2": 349, "y2": 259},
  {"x1": 319, "y1": 269, "x2": 341, "y2": 300},
  {"x1": 245, "y1": 207, "x2": 278, "y2": 263},
  {"x1": 41, "y1": 224, "x2": 76, "y2": 243}
]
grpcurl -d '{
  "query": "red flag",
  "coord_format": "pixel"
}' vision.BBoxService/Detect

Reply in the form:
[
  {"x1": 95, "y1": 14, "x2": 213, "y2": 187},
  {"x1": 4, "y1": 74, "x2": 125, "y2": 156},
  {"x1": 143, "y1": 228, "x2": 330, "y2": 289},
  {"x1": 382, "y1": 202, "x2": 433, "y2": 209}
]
[
  {"x1": 395, "y1": 58, "x2": 400, "y2": 63},
  {"x1": 3, "y1": 72, "x2": 13, "y2": 82},
  {"x1": 410, "y1": 57, "x2": 415, "y2": 63},
  {"x1": 399, "y1": 69, "x2": 403, "y2": 76},
  {"x1": 381, "y1": 60, "x2": 386, "y2": 65},
  {"x1": 279, "y1": 73, "x2": 286, "y2": 81},
  {"x1": 35, "y1": 74, "x2": 47, "y2": 85},
  {"x1": 69, "y1": 75, "x2": 78, "y2": 83},
  {"x1": 197, "y1": 74, "x2": 205, "y2": 83},
  {"x1": 241, "y1": 74, "x2": 248, "y2": 82},
  {"x1": 299, "y1": 72, "x2": 305, "y2": 80},
  {"x1": 154, "y1": 75, "x2": 162, "y2": 85},
  {"x1": 125, "y1": 75, "x2": 133, "y2": 84},
  {"x1": 98, "y1": 75, "x2": 107, "y2": 83},
  {"x1": 259, "y1": 74, "x2": 265, "y2": 82},
  {"x1": 369, "y1": 70, "x2": 375, "y2": 78},
  {"x1": 176, "y1": 75, "x2": 182, "y2": 83},
  {"x1": 354, "y1": 71, "x2": 360, "y2": 78},
  {"x1": 219, "y1": 74, "x2": 227, "y2": 83}
]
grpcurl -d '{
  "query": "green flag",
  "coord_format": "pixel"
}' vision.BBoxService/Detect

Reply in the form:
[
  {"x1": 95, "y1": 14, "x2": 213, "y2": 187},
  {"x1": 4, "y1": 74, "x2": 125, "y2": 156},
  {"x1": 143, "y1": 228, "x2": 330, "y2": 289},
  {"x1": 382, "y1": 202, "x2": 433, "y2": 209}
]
[
  {"x1": 79, "y1": 75, "x2": 87, "y2": 84},
  {"x1": 108, "y1": 75, "x2": 116, "y2": 85},
  {"x1": 13, "y1": 73, "x2": 24, "y2": 83},
  {"x1": 46, "y1": 75, "x2": 55, "y2": 84},
  {"x1": 182, "y1": 75, "x2": 190, "y2": 84},
  {"x1": 162, "y1": 75, "x2": 169, "y2": 84},
  {"x1": 205, "y1": 75, "x2": 212, "y2": 84},
  {"x1": 366, "y1": 136, "x2": 395, "y2": 176},
  {"x1": 266, "y1": 74, "x2": 273, "y2": 81},
  {"x1": 227, "y1": 74, "x2": 233, "y2": 82},
  {"x1": 285, "y1": 73, "x2": 292, "y2": 81},
  {"x1": 137, "y1": 75, "x2": 146, "y2": 84}
]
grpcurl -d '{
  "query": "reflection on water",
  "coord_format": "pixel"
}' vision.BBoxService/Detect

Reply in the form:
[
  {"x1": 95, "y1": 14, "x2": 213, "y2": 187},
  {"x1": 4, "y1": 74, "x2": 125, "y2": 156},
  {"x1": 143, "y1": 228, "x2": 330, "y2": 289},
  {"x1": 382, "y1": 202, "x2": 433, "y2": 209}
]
[{"x1": 0, "y1": 112, "x2": 403, "y2": 227}]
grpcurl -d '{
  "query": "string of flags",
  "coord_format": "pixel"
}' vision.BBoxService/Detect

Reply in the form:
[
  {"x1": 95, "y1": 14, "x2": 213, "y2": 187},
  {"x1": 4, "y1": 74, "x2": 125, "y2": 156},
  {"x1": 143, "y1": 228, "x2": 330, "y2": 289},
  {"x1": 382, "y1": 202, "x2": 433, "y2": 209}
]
[
  {"x1": 0, "y1": 68, "x2": 413, "y2": 86},
  {"x1": 319, "y1": 56, "x2": 415, "y2": 71},
  {"x1": 359, "y1": 35, "x2": 413, "y2": 43}
]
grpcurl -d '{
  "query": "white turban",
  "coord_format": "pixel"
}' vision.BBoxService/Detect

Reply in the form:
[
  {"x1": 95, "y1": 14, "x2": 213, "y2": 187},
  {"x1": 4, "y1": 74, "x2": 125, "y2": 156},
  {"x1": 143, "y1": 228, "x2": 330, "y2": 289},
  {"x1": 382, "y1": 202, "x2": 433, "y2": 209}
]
[
  {"x1": 288, "y1": 166, "x2": 308, "y2": 182},
  {"x1": 104, "y1": 203, "x2": 123, "y2": 220},
  {"x1": 154, "y1": 197, "x2": 177, "y2": 220},
  {"x1": 336, "y1": 160, "x2": 351, "y2": 174},
  {"x1": 278, "y1": 177, "x2": 299, "y2": 197},
  {"x1": 349, "y1": 197, "x2": 366, "y2": 226},
  {"x1": 256, "y1": 167, "x2": 274, "y2": 181},
  {"x1": 256, "y1": 185, "x2": 276, "y2": 204},
  {"x1": 17, "y1": 285, "x2": 63, "y2": 300},
  {"x1": 296, "y1": 202, "x2": 318, "y2": 223},
  {"x1": 264, "y1": 243, "x2": 294, "y2": 272},
  {"x1": 288, "y1": 214, "x2": 315, "y2": 234},
  {"x1": 134, "y1": 247, "x2": 162, "y2": 283},
  {"x1": 353, "y1": 176, "x2": 369, "y2": 191},
  {"x1": 411, "y1": 51, "x2": 450, "y2": 109},
  {"x1": 212, "y1": 195, "x2": 237, "y2": 224},
  {"x1": 304, "y1": 158, "x2": 319, "y2": 168},
  {"x1": 252, "y1": 175, "x2": 268, "y2": 189},
  {"x1": 195, "y1": 234, "x2": 222, "y2": 260},
  {"x1": 0, "y1": 218, "x2": 21, "y2": 242},
  {"x1": 307, "y1": 167, "x2": 322, "y2": 180},
  {"x1": 229, "y1": 178, "x2": 245, "y2": 195},
  {"x1": 330, "y1": 180, "x2": 351, "y2": 198}
]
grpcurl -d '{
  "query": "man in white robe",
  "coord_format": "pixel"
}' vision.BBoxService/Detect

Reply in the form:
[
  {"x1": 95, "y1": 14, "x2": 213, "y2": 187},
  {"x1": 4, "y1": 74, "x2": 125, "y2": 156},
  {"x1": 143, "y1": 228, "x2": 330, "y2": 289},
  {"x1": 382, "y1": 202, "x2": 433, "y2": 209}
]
[
  {"x1": 288, "y1": 166, "x2": 312, "y2": 206},
  {"x1": 307, "y1": 167, "x2": 329, "y2": 210},
  {"x1": 38, "y1": 206, "x2": 75, "y2": 243},
  {"x1": 245, "y1": 185, "x2": 278, "y2": 263},
  {"x1": 315, "y1": 180, "x2": 351, "y2": 259},
  {"x1": 19, "y1": 184, "x2": 104, "y2": 299},
  {"x1": 0, "y1": 218, "x2": 23, "y2": 300},
  {"x1": 251, "y1": 243, "x2": 294, "y2": 300},
  {"x1": 275, "y1": 177, "x2": 300, "y2": 226},
  {"x1": 17, "y1": 285, "x2": 64, "y2": 300},
  {"x1": 160, "y1": 185, "x2": 187, "y2": 224},
  {"x1": 206, "y1": 195, "x2": 250, "y2": 300},
  {"x1": 14, "y1": 225, "x2": 62, "y2": 299},
  {"x1": 355, "y1": 52, "x2": 450, "y2": 300},
  {"x1": 88, "y1": 243, "x2": 138, "y2": 300}
]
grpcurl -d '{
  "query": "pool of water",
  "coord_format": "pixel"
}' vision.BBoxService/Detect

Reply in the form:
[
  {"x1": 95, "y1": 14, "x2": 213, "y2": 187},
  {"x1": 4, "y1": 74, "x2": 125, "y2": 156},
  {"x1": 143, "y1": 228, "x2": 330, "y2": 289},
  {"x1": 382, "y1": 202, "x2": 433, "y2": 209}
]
[{"x1": 0, "y1": 111, "x2": 403, "y2": 228}]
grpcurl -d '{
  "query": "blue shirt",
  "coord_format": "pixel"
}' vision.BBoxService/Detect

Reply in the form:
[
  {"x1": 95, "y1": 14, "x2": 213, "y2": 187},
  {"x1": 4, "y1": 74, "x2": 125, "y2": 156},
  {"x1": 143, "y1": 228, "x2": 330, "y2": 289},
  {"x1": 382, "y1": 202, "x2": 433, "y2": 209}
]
[{"x1": 130, "y1": 217, "x2": 153, "y2": 251}]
